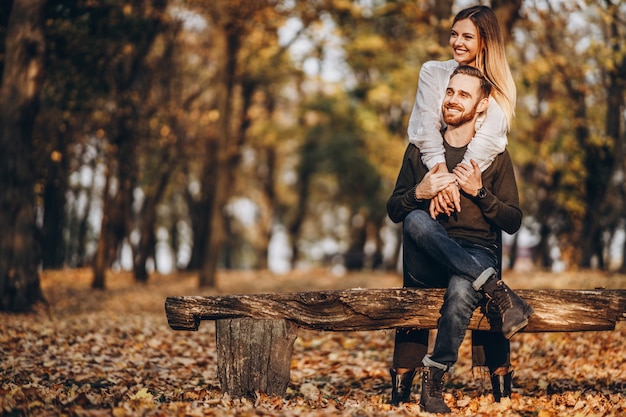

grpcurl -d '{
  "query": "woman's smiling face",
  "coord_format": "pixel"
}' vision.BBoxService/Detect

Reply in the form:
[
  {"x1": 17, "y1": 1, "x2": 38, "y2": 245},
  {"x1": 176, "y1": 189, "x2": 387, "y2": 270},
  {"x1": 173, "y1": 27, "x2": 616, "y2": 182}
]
[{"x1": 449, "y1": 18, "x2": 480, "y2": 67}]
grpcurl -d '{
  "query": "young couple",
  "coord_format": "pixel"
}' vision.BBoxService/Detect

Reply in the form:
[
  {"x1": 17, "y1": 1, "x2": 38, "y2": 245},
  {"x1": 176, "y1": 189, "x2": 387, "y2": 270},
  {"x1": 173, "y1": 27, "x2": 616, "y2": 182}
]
[{"x1": 387, "y1": 5, "x2": 533, "y2": 414}]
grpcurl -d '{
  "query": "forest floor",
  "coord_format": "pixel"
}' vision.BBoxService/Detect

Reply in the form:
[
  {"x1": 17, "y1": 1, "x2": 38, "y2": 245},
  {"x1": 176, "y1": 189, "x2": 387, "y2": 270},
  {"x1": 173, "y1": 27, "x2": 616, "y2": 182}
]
[{"x1": 1, "y1": 268, "x2": 625, "y2": 416}]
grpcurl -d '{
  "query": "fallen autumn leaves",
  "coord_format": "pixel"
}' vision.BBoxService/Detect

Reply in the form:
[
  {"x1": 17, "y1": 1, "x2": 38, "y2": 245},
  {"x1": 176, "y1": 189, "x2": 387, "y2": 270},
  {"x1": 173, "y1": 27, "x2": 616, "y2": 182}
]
[{"x1": 1, "y1": 269, "x2": 625, "y2": 416}]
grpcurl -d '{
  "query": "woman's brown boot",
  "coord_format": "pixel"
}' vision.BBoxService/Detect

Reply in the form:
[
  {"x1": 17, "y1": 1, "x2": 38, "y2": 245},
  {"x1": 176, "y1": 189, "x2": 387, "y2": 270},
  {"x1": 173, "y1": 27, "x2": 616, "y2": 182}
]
[
  {"x1": 490, "y1": 368, "x2": 513, "y2": 402},
  {"x1": 389, "y1": 368, "x2": 416, "y2": 405}
]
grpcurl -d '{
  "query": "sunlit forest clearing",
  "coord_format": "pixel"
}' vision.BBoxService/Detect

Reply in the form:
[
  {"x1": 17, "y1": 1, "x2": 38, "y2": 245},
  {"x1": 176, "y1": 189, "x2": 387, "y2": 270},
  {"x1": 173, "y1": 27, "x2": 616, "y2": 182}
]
[
  {"x1": 3, "y1": 0, "x2": 626, "y2": 312},
  {"x1": 2, "y1": 269, "x2": 625, "y2": 416},
  {"x1": 1, "y1": 0, "x2": 625, "y2": 415}
]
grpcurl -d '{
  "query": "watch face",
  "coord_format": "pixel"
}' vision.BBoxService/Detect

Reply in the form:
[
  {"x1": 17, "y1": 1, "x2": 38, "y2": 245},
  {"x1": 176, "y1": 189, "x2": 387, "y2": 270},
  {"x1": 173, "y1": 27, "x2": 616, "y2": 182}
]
[{"x1": 478, "y1": 187, "x2": 487, "y2": 198}]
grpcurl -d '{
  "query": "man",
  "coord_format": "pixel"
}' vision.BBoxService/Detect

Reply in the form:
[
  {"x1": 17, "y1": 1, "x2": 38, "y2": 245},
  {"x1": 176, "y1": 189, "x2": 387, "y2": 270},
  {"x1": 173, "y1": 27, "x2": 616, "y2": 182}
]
[{"x1": 386, "y1": 66, "x2": 533, "y2": 414}]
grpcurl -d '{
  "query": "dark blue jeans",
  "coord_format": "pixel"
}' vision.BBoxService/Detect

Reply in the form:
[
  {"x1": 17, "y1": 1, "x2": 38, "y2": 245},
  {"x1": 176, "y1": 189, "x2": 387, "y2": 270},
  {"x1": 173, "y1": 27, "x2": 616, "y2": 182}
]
[{"x1": 401, "y1": 210, "x2": 498, "y2": 370}]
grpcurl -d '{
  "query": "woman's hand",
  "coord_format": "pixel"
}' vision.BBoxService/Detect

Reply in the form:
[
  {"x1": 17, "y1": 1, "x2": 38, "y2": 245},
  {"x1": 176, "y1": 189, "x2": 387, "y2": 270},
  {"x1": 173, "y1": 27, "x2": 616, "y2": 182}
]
[
  {"x1": 426, "y1": 163, "x2": 461, "y2": 219},
  {"x1": 453, "y1": 159, "x2": 483, "y2": 197},
  {"x1": 429, "y1": 183, "x2": 461, "y2": 218}
]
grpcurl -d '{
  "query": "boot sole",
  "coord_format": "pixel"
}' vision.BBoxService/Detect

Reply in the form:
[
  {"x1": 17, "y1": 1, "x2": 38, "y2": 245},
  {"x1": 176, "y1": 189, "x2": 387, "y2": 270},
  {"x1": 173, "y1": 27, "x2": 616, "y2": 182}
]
[
  {"x1": 504, "y1": 306, "x2": 535, "y2": 339},
  {"x1": 420, "y1": 403, "x2": 451, "y2": 414}
]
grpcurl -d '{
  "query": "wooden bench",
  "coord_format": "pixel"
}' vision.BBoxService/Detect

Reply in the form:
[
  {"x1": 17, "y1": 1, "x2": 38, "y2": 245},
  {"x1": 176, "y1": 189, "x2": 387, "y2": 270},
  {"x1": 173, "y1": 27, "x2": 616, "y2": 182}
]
[{"x1": 165, "y1": 287, "x2": 626, "y2": 398}]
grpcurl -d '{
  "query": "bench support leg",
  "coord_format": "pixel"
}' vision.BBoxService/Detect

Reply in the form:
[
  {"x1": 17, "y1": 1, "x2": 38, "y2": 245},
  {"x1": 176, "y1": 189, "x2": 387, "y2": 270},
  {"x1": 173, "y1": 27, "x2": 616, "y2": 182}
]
[{"x1": 216, "y1": 318, "x2": 298, "y2": 397}]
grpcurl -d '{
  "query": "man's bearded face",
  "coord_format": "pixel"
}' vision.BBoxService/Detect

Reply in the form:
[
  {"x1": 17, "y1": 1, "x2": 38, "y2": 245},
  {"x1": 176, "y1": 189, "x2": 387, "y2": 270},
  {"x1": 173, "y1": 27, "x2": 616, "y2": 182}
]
[{"x1": 442, "y1": 100, "x2": 479, "y2": 127}]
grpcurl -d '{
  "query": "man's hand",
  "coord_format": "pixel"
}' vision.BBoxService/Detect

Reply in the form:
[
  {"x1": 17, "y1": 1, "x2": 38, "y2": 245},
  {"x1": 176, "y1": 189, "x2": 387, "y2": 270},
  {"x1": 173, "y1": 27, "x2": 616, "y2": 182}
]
[
  {"x1": 453, "y1": 159, "x2": 483, "y2": 197},
  {"x1": 424, "y1": 163, "x2": 461, "y2": 219},
  {"x1": 429, "y1": 183, "x2": 461, "y2": 218},
  {"x1": 414, "y1": 163, "x2": 457, "y2": 202},
  {"x1": 430, "y1": 159, "x2": 484, "y2": 218}
]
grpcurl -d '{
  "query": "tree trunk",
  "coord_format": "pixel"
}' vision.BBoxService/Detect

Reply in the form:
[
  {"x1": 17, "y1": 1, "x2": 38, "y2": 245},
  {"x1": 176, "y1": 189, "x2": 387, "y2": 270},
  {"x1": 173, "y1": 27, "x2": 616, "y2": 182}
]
[
  {"x1": 241, "y1": 84, "x2": 280, "y2": 271},
  {"x1": 256, "y1": 142, "x2": 278, "y2": 271},
  {"x1": 133, "y1": 149, "x2": 174, "y2": 281},
  {"x1": 90, "y1": 2, "x2": 166, "y2": 287},
  {"x1": 0, "y1": 0, "x2": 47, "y2": 311},
  {"x1": 216, "y1": 318, "x2": 298, "y2": 397},
  {"x1": 132, "y1": 199, "x2": 158, "y2": 282},
  {"x1": 41, "y1": 155, "x2": 67, "y2": 269},
  {"x1": 199, "y1": 28, "x2": 240, "y2": 287},
  {"x1": 491, "y1": 0, "x2": 522, "y2": 43},
  {"x1": 76, "y1": 154, "x2": 99, "y2": 267},
  {"x1": 432, "y1": 0, "x2": 453, "y2": 48},
  {"x1": 92, "y1": 157, "x2": 113, "y2": 289},
  {"x1": 185, "y1": 156, "x2": 214, "y2": 271},
  {"x1": 575, "y1": 87, "x2": 613, "y2": 268},
  {"x1": 110, "y1": 109, "x2": 139, "y2": 266},
  {"x1": 133, "y1": 223, "x2": 157, "y2": 282},
  {"x1": 570, "y1": 4, "x2": 621, "y2": 268},
  {"x1": 288, "y1": 135, "x2": 316, "y2": 269},
  {"x1": 604, "y1": 4, "x2": 626, "y2": 273},
  {"x1": 345, "y1": 211, "x2": 368, "y2": 270}
]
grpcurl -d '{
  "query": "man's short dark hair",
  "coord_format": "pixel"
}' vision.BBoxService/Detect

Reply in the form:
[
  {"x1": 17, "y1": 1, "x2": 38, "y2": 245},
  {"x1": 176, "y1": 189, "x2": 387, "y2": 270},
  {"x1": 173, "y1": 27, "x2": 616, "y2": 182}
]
[{"x1": 451, "y1": 65, "x2": 492, "y2": 99}]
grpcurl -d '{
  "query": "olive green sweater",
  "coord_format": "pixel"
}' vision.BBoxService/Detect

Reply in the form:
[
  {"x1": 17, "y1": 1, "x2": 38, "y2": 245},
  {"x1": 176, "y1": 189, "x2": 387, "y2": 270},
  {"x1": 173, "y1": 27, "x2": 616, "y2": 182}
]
[{"x1": 386, "y1": 141, "x2": 522, "y2": 246}]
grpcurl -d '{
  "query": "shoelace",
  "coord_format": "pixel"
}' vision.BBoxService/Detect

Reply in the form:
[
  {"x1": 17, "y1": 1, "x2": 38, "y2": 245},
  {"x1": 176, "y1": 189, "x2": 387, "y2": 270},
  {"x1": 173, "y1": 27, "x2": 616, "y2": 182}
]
[
  {"x1": 433, "y1": 374, "x2": 445, "y2": 396},
  {"x1": 486, "y1": 283, "x2": 513, "y2": 314},
  {"x1": 425, "y1": 370, "x2": 445, "y2": 396}
]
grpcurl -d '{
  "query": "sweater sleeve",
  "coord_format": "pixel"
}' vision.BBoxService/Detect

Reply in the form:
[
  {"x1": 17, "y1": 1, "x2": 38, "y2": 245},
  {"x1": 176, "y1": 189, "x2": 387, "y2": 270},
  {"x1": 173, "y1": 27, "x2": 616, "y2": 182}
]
[
  {"x1": 462, "y1": 98, "x2": 509, "y2": 172},
  {"x1": 474, "y1": 149, "x2": 522, "y2": 234},
  {"x1": 386, "y1": 145, "x2": 428, "y2": 223},
  {"x1": 406, "y1": 61, "x2": 451, "y2": 170}
]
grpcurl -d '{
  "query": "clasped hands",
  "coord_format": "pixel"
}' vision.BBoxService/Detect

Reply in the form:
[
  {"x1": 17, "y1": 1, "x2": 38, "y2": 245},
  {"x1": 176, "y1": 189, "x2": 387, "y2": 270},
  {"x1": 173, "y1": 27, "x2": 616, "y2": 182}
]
[{"x1": 414, "y1": 161, "x2": 483, "y2": 219}]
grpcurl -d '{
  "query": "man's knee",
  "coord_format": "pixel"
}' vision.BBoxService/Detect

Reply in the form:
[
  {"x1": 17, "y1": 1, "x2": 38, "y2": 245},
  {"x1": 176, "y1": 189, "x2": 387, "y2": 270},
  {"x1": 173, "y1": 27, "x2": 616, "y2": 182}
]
[
  {"x1": 445, "y1": 276, "x2": 482, "y2": 308},
  {"x1": 403, "y1": 210, "x2": 436, "y2": 240}
]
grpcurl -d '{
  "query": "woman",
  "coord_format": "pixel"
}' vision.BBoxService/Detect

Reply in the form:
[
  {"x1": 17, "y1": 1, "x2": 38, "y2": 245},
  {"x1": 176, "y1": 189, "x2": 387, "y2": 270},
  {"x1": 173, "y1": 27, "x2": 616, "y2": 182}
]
[
  {"x1": 408, "y1": 5, "x2": 516, "y2": 173},
  {"x1": 410, "y1": 5, "x2": 516, "y2": 217},
  {"x1": 390, "y1": 5, "x2": 517, "y2": 407}
]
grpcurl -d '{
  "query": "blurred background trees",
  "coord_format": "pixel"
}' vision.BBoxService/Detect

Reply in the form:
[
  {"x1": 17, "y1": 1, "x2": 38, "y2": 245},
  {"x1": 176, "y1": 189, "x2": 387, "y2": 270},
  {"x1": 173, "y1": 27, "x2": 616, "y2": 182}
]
[{"x1": 1, "y1": 0, "x2": 625, "y2": 311}]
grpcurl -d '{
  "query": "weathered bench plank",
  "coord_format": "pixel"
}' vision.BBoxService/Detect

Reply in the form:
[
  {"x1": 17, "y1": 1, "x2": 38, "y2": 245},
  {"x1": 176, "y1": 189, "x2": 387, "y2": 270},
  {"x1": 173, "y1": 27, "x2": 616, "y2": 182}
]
[
  {"x1": 165, "y1": 288, "x2": 625, "y2": 397},
  {"x1": 165, "y1": 288, "x2": 626, "y2": 333}
]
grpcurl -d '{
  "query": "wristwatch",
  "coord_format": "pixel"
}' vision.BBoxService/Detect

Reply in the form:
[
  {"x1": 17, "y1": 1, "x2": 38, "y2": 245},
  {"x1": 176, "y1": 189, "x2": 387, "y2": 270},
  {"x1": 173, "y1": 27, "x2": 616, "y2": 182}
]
[
  {"x1": 476, "y1": 186, "x2": 487, "y2": 199},
  {"x1": 411, "y1": 184, "x2": 423, "y2": 203}
]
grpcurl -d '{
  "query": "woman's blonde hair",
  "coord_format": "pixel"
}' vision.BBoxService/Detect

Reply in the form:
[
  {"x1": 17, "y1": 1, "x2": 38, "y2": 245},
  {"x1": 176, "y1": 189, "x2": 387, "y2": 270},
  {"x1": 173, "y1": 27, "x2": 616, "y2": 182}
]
[{"x1": 453, "y1": 6, "x2": 516, "y2": 129}]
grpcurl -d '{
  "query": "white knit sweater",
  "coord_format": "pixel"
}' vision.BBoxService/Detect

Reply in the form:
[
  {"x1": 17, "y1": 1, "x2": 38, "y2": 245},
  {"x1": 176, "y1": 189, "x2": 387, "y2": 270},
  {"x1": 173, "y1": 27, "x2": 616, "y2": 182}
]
[{"x1": 407, "y1": 59, "x2": 509, "y2": 172}]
